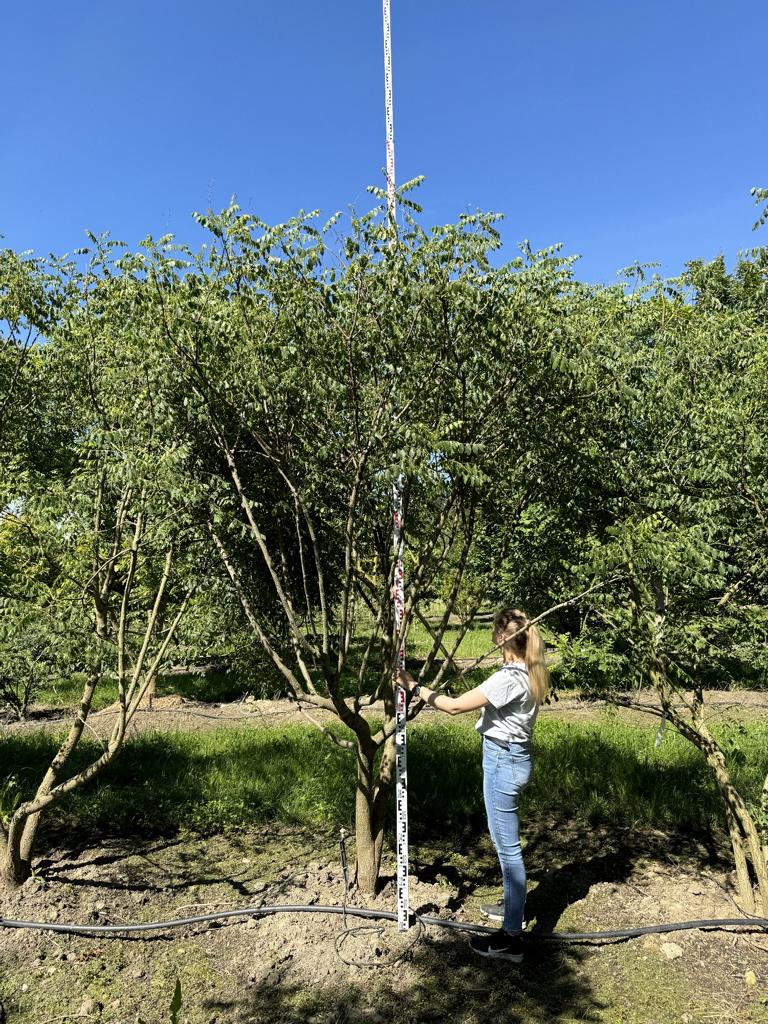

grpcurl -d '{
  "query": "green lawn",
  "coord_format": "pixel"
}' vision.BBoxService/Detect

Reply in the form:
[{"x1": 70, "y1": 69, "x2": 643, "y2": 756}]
[
  {"x1": 26, "y1": 619, "x2": 501, "y2": 715},
  {"x1": 404, "y1": 616, "x2": 496, "y2": 661},
  {"x1": 32, "y1": 668, "x2": 268, "y2": 711},
  {"x1": 2, "y1": 716, "x2": 766, "y2": 842}
]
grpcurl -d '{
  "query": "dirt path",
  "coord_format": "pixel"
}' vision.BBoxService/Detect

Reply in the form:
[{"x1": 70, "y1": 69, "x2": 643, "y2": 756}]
[{"x1": 4, "y1": 688, "x2": 768, "y2": 740}]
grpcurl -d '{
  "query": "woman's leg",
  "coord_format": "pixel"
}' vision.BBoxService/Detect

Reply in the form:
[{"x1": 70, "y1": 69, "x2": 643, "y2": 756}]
[
  {"x1": 482, "y1": 739, "x2": 501, "y2": 852},
  {"x1": 484, "y1": 744, "x2": 531, "y2": 934}
]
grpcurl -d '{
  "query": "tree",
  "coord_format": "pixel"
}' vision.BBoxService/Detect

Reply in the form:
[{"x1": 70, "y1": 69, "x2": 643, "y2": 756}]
[
  {"x1": 556, "y1": 254, "x2": 768, "y2": 911},
  {"x1": 119, "y1": 188, "x2": 589, "y2": 892},
  {"x1": 0, "y1": 241, "x2": 195, "y2": 887},
  {"x1": 752, "y1": 186, "x2": 768, "y2": 232},
  {"x1": 1, "y1": 249, "x2": 77, "y2": 720}
]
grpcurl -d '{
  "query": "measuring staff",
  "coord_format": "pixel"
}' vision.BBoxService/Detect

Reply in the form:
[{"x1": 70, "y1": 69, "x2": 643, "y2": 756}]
[{"x1": 397, "y1": 607, "x2": 549, "y2": 963}]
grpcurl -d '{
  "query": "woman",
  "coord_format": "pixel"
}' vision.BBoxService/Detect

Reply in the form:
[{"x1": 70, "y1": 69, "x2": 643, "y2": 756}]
[{"x1": 397, "y1": 607, "x2": 548, "y2": 963}]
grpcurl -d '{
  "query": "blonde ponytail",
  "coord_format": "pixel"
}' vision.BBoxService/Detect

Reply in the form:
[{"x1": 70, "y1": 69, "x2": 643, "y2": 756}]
[
  {"x1": 524, "y1": 623, "x2": 549, "y2": 706},
  {"x1": 493, "y1": 607, "x2": 550, "y2": 706}
]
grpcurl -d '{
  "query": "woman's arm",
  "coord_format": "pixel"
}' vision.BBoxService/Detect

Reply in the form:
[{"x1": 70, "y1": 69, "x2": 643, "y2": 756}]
[{"x1": 396, "y1": 669, "x2": 489, "y2": 716}]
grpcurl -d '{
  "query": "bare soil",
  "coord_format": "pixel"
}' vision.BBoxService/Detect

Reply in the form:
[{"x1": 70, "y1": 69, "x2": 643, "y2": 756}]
[
  {"x1": 1, "y1": 821, "x2": 768, "y2": 1024},
  {"x1": 2, "y1": 692, "x2": 768, "y2": 1021}
]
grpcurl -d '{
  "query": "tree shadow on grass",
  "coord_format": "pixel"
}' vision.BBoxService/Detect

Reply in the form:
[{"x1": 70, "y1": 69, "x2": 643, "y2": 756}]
[
  {"x1": 0, "y1": 716, "x2": 741, "y2": 852},
  {"x1": 409, "y1": 721, "x2": 733, "y2": 840},
  {"x1": 1, "y1": 722, "x2": 742, "y2": 1022},
  {"x1": 155, "y1": 669, "x2": 277, "y2": 705},
  {"x1": 0, "y1": 728, "x2": 358, "y2": 842}
]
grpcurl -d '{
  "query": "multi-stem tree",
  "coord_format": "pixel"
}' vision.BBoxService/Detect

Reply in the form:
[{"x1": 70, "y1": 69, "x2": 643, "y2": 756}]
[
  {"x1": 132, "y1": 188, "x2": 587, "y2": 892},
  {"x1": 559, "y1": 253, "x2": 768, "y2": 912},
  {"x1": 0, "y1": 245, "x2": 195, "y2": 887}
]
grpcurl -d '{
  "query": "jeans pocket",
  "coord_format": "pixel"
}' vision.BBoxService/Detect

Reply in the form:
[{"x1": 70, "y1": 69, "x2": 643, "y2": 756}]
[{"x1": 510, "y1": 754, "x2": 532, "y2": 791}]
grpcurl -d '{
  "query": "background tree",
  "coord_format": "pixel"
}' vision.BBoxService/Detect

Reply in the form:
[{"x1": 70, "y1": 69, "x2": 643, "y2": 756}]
[
  {"x1": 752, "y1": 186, "x2": 768, "y2": 231},
  {"x1": 0, "y1": 243, "x2": 196, "y2": 887},
  {"x1": 554, "y1": 252, "x2": 768, "y2": 910},
  {"x1": 1, "y1": 249, "x2": 78, "y2": 720}
]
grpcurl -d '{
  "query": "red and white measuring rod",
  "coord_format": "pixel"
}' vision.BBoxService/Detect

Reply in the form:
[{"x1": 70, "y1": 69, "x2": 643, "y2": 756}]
[
  {"x1": 392, "y1": 477, "x2": 409, "y2": 933},
  {"x1": 382, "y1": 0, "x2": 396, "y2": 226},
  {"x1": 383, "y1": 0, "x2": 409, "y2": 934}
]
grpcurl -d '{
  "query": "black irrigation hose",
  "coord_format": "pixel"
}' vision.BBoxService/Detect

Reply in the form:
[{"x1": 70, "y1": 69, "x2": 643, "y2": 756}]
[{"x1": 2, "y1": 905, "x2": 767, "y2": 943}]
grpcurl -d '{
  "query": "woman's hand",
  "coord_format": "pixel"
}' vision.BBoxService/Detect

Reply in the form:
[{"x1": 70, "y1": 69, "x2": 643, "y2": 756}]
[{"x1": 395, "y1": 668, "x2": 417, "y2": 692}]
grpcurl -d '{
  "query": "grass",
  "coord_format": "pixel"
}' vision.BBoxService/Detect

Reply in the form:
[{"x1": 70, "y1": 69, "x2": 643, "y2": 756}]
[
  {"x1": 3, "y1": 711, "x2": 767, "y2": 1024},
  {"x1": 405, "y1": 617, "x2": 495, "y2": 661},
  {"x1": 24, "y1": 620, "x2": 501, "y2": 716},
  {"x1": 2, "y1": 717, "x2": 767, "y2": 843},
  {"x1": 33, "y1": 674, "x2": 119, "y2": 711},
  {"x1": 31, "y1": 668, "x2": 280, "y2": 711}
]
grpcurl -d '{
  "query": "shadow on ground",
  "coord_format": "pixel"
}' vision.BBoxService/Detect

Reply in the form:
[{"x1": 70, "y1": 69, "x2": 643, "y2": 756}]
[
  {"x1": 522, "y1": 817, "x2": 729, "y2": 936},
  {"x1": 204, "y1": 929, "x2": 605, "y2": 1024}
]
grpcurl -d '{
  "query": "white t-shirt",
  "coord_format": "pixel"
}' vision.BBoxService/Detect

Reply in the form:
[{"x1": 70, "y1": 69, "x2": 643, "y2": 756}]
[{"x1": 475, "y1": 663, "x2": 537, "y2": 745}]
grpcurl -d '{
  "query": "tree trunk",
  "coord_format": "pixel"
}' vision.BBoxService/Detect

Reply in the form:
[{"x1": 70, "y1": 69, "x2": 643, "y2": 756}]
[
  {"x1": 354, "y1": 742, "x2": 387, "y2": 895},
  {"x1": 723, "y1": 801, "x2": 754, "y2": 911},
  {"x1": 1, "y1": 816, "x2": 31, "y2": 889},
  {"x1": 5, "y1": 671, "x2": 102, "y2": 883},
  {"x1": 649, "y1": 660, "x2": 768, "y2": 913},
  {"x1": 761, "y1": 772, "x2": 768, "y2": 883},
  {"x1": 699, "y1": 736, "x2": 768, "y2": 914},
  {"x1": 144, "y1": 674, "x2": 158, "y2": 706}
]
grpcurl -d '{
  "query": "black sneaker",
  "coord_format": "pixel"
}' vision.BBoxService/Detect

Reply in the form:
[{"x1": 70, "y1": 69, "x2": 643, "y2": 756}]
[{"x1": 469, "y1": 929, "x2": 525, "y2": 962}]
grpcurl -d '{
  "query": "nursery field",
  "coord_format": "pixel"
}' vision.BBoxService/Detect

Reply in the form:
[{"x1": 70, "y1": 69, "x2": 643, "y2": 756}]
[
  {"x1": 3, "y1": 141, "x2": 768, "y2": 1024},
  {"x1": 2, "y1": 697, "x2": 768, "y2": 1024}
]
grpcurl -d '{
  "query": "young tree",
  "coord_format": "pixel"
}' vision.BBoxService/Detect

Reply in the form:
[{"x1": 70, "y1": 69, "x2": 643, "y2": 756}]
[
  {"x1": 0, "y1": 244, "x2": 195, "y2": 887},
  {"x1": 558, "y1": 255, "x2": 768, "y2": 911}
]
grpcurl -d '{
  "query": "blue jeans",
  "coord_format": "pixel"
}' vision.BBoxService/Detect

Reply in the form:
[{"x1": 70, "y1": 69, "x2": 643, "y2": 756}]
[{"x1": 482, "y1": 737, "x2": 532, "y2": 934}]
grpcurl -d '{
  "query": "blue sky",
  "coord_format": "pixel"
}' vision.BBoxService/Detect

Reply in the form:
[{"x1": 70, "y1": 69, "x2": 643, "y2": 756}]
[{"x1": 2, "y1": 0, "x2": 765, "y2": 283}]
